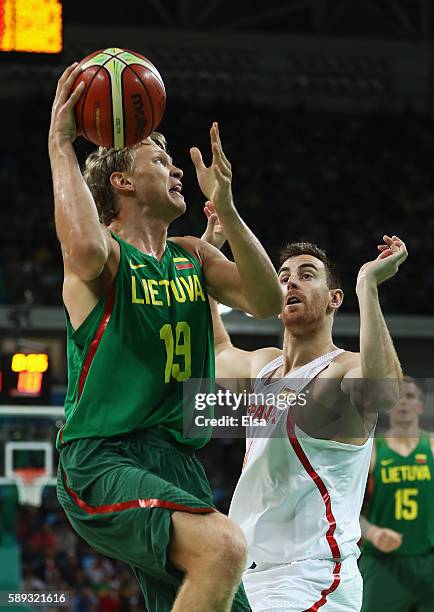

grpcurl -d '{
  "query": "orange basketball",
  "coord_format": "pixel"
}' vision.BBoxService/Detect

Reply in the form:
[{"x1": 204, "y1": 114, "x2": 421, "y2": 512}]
[{"x1": 72, "y1": 47, "x2": 166, "y2": 149}]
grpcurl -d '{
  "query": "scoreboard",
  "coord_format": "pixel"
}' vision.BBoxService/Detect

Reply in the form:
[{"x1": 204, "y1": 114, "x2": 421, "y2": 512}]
[
  {"x1": 0, "y1": 0, "x2": 62, "y2": 53},
  {"x1": 0, "y1": 352, "x2": 51, "y2": 404}
]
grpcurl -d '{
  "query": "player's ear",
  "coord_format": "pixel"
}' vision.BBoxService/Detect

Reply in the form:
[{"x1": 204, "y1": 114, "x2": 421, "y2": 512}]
[
  {"x1": 329, "y1": 288, "x2": 344, "y2": 311},
  {"x1": 110, "y1": 172, "x2": 134, "y2": 193}
]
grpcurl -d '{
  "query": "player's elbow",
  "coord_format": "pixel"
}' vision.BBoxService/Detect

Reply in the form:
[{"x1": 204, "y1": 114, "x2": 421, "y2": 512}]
[
  {"x1": 375, "y1": 384, "x2": 401, "y2": 413},
  {"x1": 248, "y1": 296, "x2": 282, "y2": 320},
  {"x1": 354, "y1": 379, "x2": 401, "y2": 413}
]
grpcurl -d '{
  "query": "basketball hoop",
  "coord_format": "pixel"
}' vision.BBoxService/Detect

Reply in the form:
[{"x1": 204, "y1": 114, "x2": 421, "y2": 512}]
[{"x1": 12, "y1": 468, "x2": 50, "y2": 507}]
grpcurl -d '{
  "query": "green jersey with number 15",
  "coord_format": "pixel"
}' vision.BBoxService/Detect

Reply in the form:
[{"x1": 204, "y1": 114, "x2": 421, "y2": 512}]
[
  {"x1": 363, "y1": 434, "x2": 434, "y2": 555},
  {"x1": 58, "y1": 233, "x2": 214, "y2": 449}
]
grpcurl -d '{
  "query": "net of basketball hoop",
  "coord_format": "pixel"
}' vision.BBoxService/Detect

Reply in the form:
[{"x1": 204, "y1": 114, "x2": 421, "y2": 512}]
[{"x1": 12, "y1": 467, "x2": 51, "y2": 507}]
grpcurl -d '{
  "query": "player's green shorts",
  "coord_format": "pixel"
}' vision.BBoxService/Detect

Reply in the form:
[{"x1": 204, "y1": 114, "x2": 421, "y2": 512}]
[
  {"x1": 359, "y1": 552, "x2": 434, "y2": 612},
  {"x1": 57, "y1": 427, "x2": 250, "y2": 611}
]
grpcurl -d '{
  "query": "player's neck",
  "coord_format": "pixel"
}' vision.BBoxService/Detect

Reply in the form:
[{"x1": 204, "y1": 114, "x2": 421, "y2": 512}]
[
  {"x1": 387, "y1": 421, "x2": 420, "y2": 444},
  {"x1": 109, "y1": 213, "x2": 169, "y2": 260},
  {"x1": 281, "y1": 325, "x2": 336, "y2": 374}
]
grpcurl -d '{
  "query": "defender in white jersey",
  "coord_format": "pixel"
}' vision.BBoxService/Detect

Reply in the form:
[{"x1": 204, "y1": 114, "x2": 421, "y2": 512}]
[{"x1": 202, "y1": 211, "x2": 408, "y2": 612}]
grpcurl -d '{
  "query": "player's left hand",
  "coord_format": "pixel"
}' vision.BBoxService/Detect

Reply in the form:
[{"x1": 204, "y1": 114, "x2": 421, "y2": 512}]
[
  {"x1": 200, "y1": 202, "x2": 227, "y2": 250},
  {"x1": 190, "y1": 122, "x2": 233, "y2": 210},
  {"x1": 356, "y1": 235, "x2": 408, "y2": 291}
]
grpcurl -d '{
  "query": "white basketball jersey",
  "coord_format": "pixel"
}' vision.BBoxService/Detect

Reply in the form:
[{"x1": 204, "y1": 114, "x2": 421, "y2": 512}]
[{"x1": 229, "y1": 350, "x2": 373, "y2": 567}]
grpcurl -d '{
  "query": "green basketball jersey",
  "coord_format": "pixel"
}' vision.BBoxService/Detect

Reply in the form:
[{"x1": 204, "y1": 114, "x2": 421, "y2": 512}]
[
  {"x1": 58, "y1": 234, "x2": 214, "y2": 450},
  {"x1": 363, "y1": 433, "x2": 434, "y2": 555}
]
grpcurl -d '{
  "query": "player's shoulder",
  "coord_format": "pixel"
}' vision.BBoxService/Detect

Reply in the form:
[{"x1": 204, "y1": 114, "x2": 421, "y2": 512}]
[
  {"x1": 328, "y1": 349, "x2": 360, "y2": 374},
  {"x1": 167, "y1": 236, "x2": 204, "y2": 265},
  {"x1": 333, "y1": 349, "x2": 359, "y2": 364},
  {"x1": 424, "y1": 430, "x2": 434, "y2": 455},
  {"x1": 250, "y1": 347, "x2": 283, "y2": 379}
]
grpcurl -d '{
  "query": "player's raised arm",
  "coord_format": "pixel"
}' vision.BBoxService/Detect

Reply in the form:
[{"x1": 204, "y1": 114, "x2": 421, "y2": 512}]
[
  {"x1": 200, "y1": 209, "x2": 282, "y2": 387},
  {"x1": 208, "y1": 296, "x2": 252, "y2": 380},
  {"x1": 48, "y1": 63, "x2": 114, "y2": 280},
  {"x1": 341, "y1": 235, "x2": 408, "y2": 412},
  {"x1": 190, "y1": 123, "x2": 282, "y2": 319}
]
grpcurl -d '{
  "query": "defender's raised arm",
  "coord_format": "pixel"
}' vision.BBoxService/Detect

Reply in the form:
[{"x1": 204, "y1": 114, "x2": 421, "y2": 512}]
[{"x1": 341, "y1": 234, "x2": 407, "y2": 412}]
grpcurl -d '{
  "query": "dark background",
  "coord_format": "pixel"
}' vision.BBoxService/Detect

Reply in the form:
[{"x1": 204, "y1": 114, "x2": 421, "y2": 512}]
[{"x1": 1, "y1": 2, "x2": 434, "y2": 610}]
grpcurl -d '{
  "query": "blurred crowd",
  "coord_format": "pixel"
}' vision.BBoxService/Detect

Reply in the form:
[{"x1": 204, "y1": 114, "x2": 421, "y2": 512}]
[
  {"x1": 0, "y1": 438, "x2": 243, "y2": 612},
  {"x1": 17, "y1": 497, "x2": 145, "y2": 612},
  {"x1": 1, "y1": 99, "x2": 434, "y2": 313}
]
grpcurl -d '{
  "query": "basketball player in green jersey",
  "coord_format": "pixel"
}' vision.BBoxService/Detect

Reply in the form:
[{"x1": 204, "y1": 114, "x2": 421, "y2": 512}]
[
  {"x1": 360, "y1": 376, "x2": 434, "y2": 612},
  {"x1": 48, "y1": 63, "x2": 283, "y2": 611}
]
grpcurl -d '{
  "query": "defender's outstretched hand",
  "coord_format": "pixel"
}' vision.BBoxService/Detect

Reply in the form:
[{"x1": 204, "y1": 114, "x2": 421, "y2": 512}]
[
  {"x1": 357, "y1": 235, "x2": 408, "y2": 290},
  {"x1": 201, "y1": 202, "x2": 226, "y2": 250},
  {"x1": 190, "y1": 122, "x2": 233, "y2": 213},
  {"x1": 49, "y1": 63, "x2": 85, "y2": 148}
]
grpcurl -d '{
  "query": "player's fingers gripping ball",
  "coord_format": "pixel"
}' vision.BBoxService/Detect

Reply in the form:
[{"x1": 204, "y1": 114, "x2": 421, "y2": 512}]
[{"x1": 71, "y1": 47, "x2": 166, "y2": 148}]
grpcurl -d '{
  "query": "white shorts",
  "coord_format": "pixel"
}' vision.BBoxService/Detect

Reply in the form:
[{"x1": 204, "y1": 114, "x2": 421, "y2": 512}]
[{"x1": 243, "y1": 556, "x2": 362, "y2": 612}]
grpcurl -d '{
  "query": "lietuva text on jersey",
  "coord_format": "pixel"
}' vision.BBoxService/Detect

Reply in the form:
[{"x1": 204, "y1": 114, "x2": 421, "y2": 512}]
[
  {"x1": 381, "y1": 461, "x2": 432, "y2": 484},
  {"x1": 131, "y1": 274, "x2": 206, "y2": 306}
]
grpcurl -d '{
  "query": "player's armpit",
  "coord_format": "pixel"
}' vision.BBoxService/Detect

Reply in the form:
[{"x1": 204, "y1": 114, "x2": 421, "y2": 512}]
[
  {"x1": 216, "y1": 346, "x2": 252, "y2": 394},
  {"x1": 216, "y1": 346, "x2": 282, "y2": 394},
  {"x1": 216, "y1": 346, "x2": 252, "y2": 378},
  {"x1": 62, "y1": 228, "x2": 118, "y2": 281}
]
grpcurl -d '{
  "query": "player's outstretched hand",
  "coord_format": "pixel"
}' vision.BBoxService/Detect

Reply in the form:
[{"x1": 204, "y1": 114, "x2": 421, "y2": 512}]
[
  {"x1": 190, "y1": 122, "x2": 234, "y2": 215},
  {"x1": 356, "y1": 235, "x2": 408, "y2": 291},
  {"x1": 49, "y1": 63, "x2": 85, "y2": 148},
  {"x1": 200, "y1": 202, "x2": 227, "y2": 250},
  {"x1": 367, "y1": 525, "x2": 403, "y2": 553}
]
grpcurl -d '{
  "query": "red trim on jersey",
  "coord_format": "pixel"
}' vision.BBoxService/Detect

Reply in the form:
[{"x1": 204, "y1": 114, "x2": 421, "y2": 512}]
[
  {"x1": 287, "y1": 414, "x2": 341, "y2": 560},
  {"x1": 77, "y1": 283, "x2": 116, "y2": 400},
  {"x1": 175, "y1": 263, "x2": 194, "y2": 270},
  {"x1": 243, "y1": 440, "x2": 254, "y2": 470},
  {"x1": 62, "y1": 469, "x2": 216, "y2": 516},
  {"x1": 303, "y1": 562, "x2": 342, "y2": 611},
  {"x1": 367, "y1": 471, "x2": 374, "y2": 499}
]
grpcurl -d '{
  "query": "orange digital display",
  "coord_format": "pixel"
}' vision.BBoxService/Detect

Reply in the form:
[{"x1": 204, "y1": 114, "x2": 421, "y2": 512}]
[
  {"x1": 0, "y1": 352, "x2": 50, "y2": 403},
  {"x1": 0, "y1": 0, "x2": 62, "y2": 53},
  {"x1": 11, "y1": 353, "x2": 49, "y2": 373},
  {"x1": 17, "y1": 371, "x2": 44, "y2": 395}
]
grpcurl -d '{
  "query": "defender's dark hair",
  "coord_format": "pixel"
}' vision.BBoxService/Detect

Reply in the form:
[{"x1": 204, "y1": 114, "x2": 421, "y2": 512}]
[{"x1": 279, "y1": 241, "x2": 341, "y2": 289}]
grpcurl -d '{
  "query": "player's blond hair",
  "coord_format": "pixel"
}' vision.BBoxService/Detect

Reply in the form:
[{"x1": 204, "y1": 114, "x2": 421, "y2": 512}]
[{"x1": 83, "y1": 132, "x2": 167, "y2": 225}]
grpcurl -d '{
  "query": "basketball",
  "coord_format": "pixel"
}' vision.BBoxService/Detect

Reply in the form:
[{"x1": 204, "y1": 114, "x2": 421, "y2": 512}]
[{"x1": 72, "y1": 47, "x2": 166, "y2": 149}]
